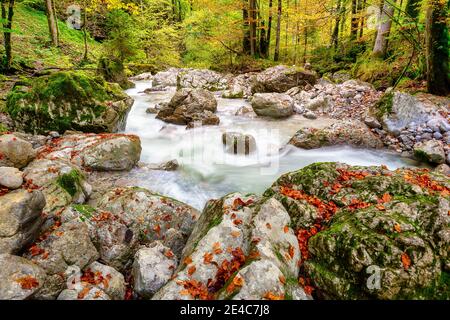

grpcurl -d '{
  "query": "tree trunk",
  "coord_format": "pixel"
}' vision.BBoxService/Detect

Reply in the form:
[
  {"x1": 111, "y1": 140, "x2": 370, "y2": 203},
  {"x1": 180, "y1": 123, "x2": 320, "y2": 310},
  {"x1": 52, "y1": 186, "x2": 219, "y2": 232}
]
[
  {"x1": 267, "y1": 0, "x2": 273, "y2": 57},
  {"x1": 372, "y1": 0, "x2": 394, "y2": 57},
  {"x1": 274, "y1": 0, "x2": 282, "y2": 61},
  {"x1": 426, "y1": 0, "x2": 449, "y2": 95},
  {"x1": 331, "y1": 0, "x2": 342, "y2": 48},
  {"x1": 243, "y1": 0, "x2": 251, "y2": 54},
  {"x1": 350, "y1": 0, "x2": 359, "y2": 40},
  {"x1": 45, "y1": 0, "x2": 58, "y2": 46},
  {"x1": 249, "y1": 0, "x2": 257, "y2": 56},
  {"x1": 1, "y1": 0, "x2": 14, "y2": 71},
  {"x1": 82, "y1": 2, "x2": 88, "y2": 61}
]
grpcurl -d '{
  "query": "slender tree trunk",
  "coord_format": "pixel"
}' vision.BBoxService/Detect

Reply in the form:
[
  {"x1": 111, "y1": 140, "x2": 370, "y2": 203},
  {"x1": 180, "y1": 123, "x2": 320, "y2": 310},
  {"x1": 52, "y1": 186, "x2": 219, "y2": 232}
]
[
  {"x1": 82, "y1": 2, "x2": 88, "y2": 61},
  {"x1": 267, "y1": 0, "x2": 273, "y2": 57},
  {"x1": 359, "y1": 0, "x2": 367, "y2": 38},
  {"x1": 426, "y1": 0, "x2": 449, "y2": 95},
  {"x1": 373, "y1": 0, "x2": 394, "y2": 57},
  {"x1": 243, "y1": 0, "x2": 251, "y2": 54},
  {"x1": 331, "y1": 0, "x2": 342, "y2": 48},
  {"x1": 1, "y1": 0, "x2": 14, "y2": 71},
  {"x1": 274, "y1": 0, "x2": 282, "y2": 61},
  {"x1": 303, "y1": 26, "x2": 308, "y2": 63},
  {"x1": 249, "y1": 0, "x2": 257, "y2": 56},
  {"x1": 350, "y1": 0, "x2": 359, "y2": 39},
  {"x1": 284, "y1": 0, "x2": 290, "y2": 59},
  {"x1": 45, "y1": 0, "x2": 58, "y2": 46},
  {"x1": 294, "y1": 0, "x2": 300, "y2": 64},
  {"x1": 52, "y1": 0, "x2": 60, "y2": 42}
]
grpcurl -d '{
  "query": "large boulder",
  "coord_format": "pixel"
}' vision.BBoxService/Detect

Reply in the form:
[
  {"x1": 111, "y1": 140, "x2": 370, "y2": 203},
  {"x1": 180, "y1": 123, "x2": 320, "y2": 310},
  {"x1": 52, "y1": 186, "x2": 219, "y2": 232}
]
[
  {"x1": 154, "y1": 193, "x2": 310, "y2": 300},
  {"x1": 374, "y1": 91, "x2": 431, "y2": 134},
  {"x1": 156, "y1": 88, "x2": 219, "y2": 128},
  {"x1": 132, "y1": 241, "x2": 178, "y2": 298},
  {"x1": 95, "y1": 187, "x2": 200, "y2": 259},
  {"x1": 178, "y1": 69, "x2": 228, "y2": 91},
  {"x1": 24, "y1": 220, "x2": 99, "y2": 276},
  {"x1": 6, "y1": 72, "x2": 134, "y2": 134},
  {"x1": 251, "y1": 93, "x2": 294, "y2": 118},
  {"x1": 264, "y1": 162, "x2": 450, "y2": 299},
  {"x1": 0, "y1": 190, "x2": 45, "y2": 254},
  {"x1": 35, "y1": 133, "x2": 142, "y2": 172},
  {"x1": 414, "y1": 140, "x2": 446, "y2": 165},
  {"x1": 152, "y1": 68, "x2": 183, "y2": 87},
  {"x1": 0, "y1": 254, "x2": 47, "y2": 300},
  {"x1": 251, "y1": 65, "x2": 317, "y2": 94},
  {"x1": 61, "y1": 205, "x2": 138, "y2": 271},
  {"x1": 0, "y1": 134, "x2": 36, "y2": 168},
  {"x1": 289, "y1": 120, "x2": 384, "y2": 150}
]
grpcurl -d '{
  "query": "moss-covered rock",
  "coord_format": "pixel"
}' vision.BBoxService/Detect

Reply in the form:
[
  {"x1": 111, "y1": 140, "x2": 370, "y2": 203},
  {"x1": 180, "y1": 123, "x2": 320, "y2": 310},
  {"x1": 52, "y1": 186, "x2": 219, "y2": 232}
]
[
  {"x1": 6, "y1": 71, "x2": 134, "y2": 134},
  {"x1": 265, "y1": 162, "x2": 450, "y2": 299},
  {"x1": 289, "y1": 120, "x2": 384, "y2": 150}
]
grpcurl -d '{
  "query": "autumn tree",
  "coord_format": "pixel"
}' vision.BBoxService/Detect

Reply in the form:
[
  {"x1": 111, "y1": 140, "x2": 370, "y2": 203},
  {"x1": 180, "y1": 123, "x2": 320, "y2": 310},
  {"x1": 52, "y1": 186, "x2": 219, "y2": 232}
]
[
  {"x1": 45, "y1": 0, "x2": 59, "y2": 46},
  {"x1": 1, "y1": 0, "x2": 14, "y2": 71},
  {"x1": 425, "y1": 0, "x2": 449, "y2": 95}
]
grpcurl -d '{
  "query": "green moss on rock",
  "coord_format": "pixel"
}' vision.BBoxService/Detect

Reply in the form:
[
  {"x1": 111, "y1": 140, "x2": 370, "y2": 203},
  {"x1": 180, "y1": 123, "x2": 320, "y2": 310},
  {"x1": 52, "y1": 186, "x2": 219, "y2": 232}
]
[
  {"x1": 6, "y1": 71, "x2": 133, "y2": 134},
  {"x1": 56, "y1": 169, "x2": 83, "y2": 197}
]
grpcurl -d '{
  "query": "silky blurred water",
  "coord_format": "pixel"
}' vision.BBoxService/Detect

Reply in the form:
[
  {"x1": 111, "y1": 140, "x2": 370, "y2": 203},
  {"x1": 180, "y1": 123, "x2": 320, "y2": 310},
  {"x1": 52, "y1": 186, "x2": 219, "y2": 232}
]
[{"x1": 124, "y1": 81, "x2": 419, "y2": 210}]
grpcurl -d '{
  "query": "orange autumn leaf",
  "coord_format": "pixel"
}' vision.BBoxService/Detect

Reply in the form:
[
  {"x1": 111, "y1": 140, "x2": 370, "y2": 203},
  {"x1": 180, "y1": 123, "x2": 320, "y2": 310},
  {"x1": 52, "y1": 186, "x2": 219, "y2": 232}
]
[
  {"x1": 283, "y1": 226, "x2": 289, "y2": 233},
  {"x1": 179, "y1": 289, "x2": 190, "y2": 296},
  {"x1": 233, "y1": 219, "x2": 243, "y2": 226},
  {"x1": 232, "y1": 275, "x2": 244, "y2": 287},
  {"x1": 381, "y1": 193, "x2": 392, "y2": 203},
  {"x1": 77, "y1": 287, "x2": 91, "y2": 299},
  {"x1": 288, "y1": 245, "x2": 295, "y2": 259},
  {"x1": 279, "y1": 275, "x2": 286, "y2": 285},
  {"x1": 264, "y1": 292, "x2": 284, "y2": 300},
  {"x1": 164, "y1": 250, "x2": 174, "y2": 258},
  {"x1": 394, "y1": 224, "x2": 402, "y2": 233},
  {"x1": 203, "y1": 252, "x2": 213, "y2": 264},
  {"x1": 401, "y1": 253, "x2": 411, "y2": 270},
  {"x1": 213, "y1": 242, "x2": 223, "y2": 255},
  {"x1": 266, "y1": 223, "x2": 272, "y2": 229},
  {"x1": 15, "y1": 275, "x2": 39, "y2": 290},
  {"x1": 184, "y1": 256, "x2": 193, "y2": 265},
  {"x1": 188, "y1": 266, "x2": 196, "y2": 276},
  {"x1": 231, "y1": 231, "x2": 240, "y2": 238}
]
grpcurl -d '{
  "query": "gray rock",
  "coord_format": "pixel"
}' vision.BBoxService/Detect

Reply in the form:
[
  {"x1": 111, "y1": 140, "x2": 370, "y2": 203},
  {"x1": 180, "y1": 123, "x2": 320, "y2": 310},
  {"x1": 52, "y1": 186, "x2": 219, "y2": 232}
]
[
  {"x1": 130, "y1": 72, "x2": 153, "y2": 81},
  {"x1": 0, "y1": 254, "x2": 46, "y2": 300},
  {"x1": 0, "y1": 134, "x2": 36, "y2": 168},
  {"x1": 85, "y1": 261, "x2": 125, "y2": 300},
  {"x1": 433, "y1": 132, "x2": 443, "y2": 140},
  {"x1": 235, "y1": 106, "x2": 257, "y2": 118},
  {"x1": 364, "y1": 116, "x2": 382, "y2": 129},
  {"x1": 303, "y1": 111, "x2": 317, "y2": 120},
  {"x1": 152, "y1": 68, "x2": 182, "y2": 87},
  {"x1": 435, "y1": 164, "x2": 450, "y2": 176},
  {"x1": 178, "y1": 69, "x2": 227, "y2": 91},
  {"x1": 414, "y1": 140, "x2": 446, "y2": 164},
  {"x1": 251, "y1": 93, "x2": 294, "y2": 118},
  {"x1": 133, "y1": 242, "x2": 177, "y2": 298},
  {"x1": 57, "y1": 287, "x2": 110, "y2": 300},
  {"x1": 156, "y1": 88, "x2": 219, "y2": 128},
  {"x1": 0, "y1": 167, "x2": 23, "y2": 189},
  {"x1": 25, "y1": 220, "x2": 99, "y2": 275},
  {"x1": 0, "y1": 190, "x2": 45, "y2": 254},
  {"x1": 381, "y1": 92, "x2": 431, "y2": 134},
  {"x1": 251, "y1": 65, "x2": 317, "y2": 93}
]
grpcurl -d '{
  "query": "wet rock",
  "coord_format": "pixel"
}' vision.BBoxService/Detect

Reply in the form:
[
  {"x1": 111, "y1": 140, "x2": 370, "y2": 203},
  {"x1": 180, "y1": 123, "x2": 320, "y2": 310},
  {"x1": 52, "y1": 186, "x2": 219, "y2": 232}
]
[
  {"x1": 235, "y1": 106, "x2": 257, "y2": 118},
  {"x1": 289, "y1": 120, "x2": 384, "y2": 150},
  {"x1": 414, "y1": 140, "x2": 446, "y2": 164},
  {"x1": 305, "y1": 96, "x2": 330, "y2": 111},
  {"x1": 435, "y1": 164, "x2": 450, "y2": 176},
  {"x1": 156, "y1": 88, "x2": 219, "y2": 128},
  {"x1": 0, "y1": 134, "x2": 36, "y2": 168},
  {"x1": 303, "y1": 111, "x2": 317, "y2": 120},
  {"x1": 132, "y1": 242, "x2": 178, "y2": 298},
  {"x1": 130, "y1": 72, "x2": 153, "y2": 81},
  {"x1": 0, "y1": 190, "x2": 45, "y2": 254},
  {"x1": 25, "y1": 220, "x2": 99, "y2": 275},
  {"x1": 222, "y1": 132, "x2": 257, "y2": 155},
  {"x1": 0, "y1": 254, "x2": 46, "y2": 300},
  {"x1": 251, "y1": 93, "x2": 294, "y2": 118},
  {"x1": 6, "y1": 72, "x2": 134, "y2": 134},
  {"x1": 0, "y1": 167, "x2": 23, "y2": 189},
  {"x1": 251, "y1": 65, "x2": 317, "y2": 93}
]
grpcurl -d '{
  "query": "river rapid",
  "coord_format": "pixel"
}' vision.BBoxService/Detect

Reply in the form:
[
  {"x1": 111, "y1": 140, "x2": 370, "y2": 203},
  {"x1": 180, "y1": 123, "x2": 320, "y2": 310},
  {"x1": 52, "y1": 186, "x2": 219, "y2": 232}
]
[{"x1": 123, "y1": 81, "x2": 420, "y2": 210}]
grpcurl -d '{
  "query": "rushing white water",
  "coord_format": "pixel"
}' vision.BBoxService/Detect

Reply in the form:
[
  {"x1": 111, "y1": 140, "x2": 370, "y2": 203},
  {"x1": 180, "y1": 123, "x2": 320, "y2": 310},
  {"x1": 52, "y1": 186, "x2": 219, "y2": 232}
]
[{"x1": 124, "y1": 80, "x2": 420, "y2": 210}]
